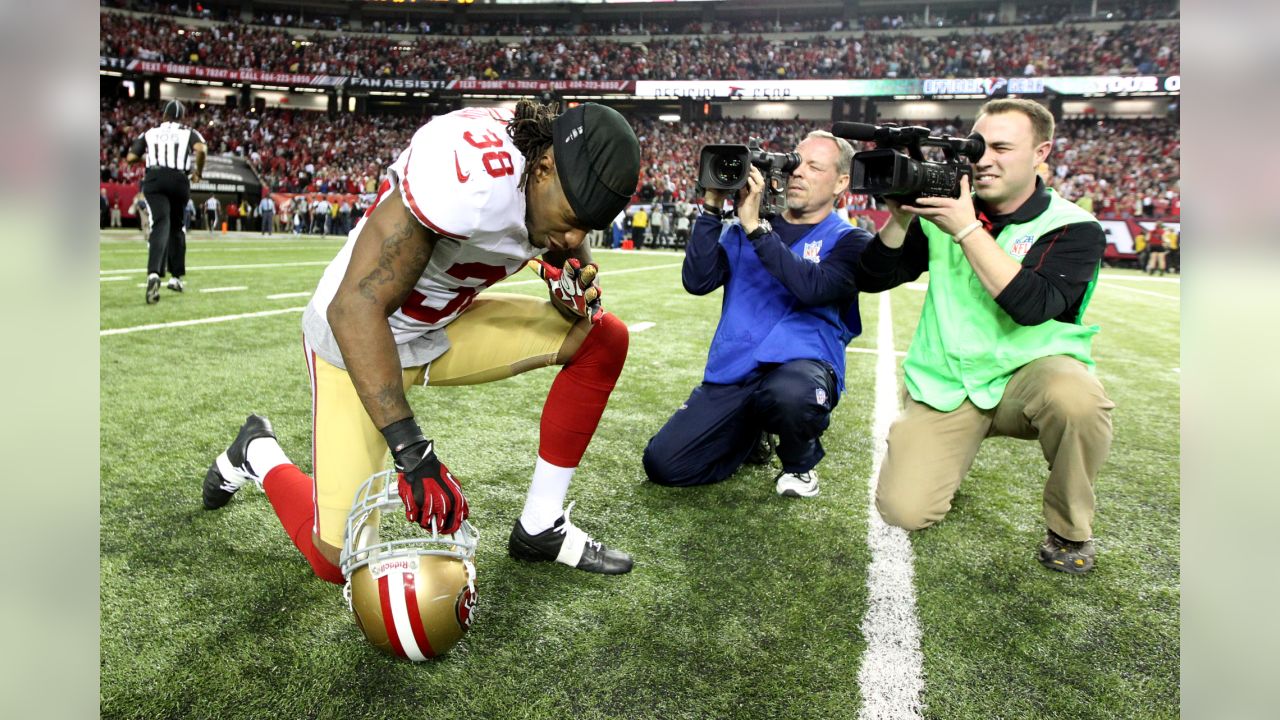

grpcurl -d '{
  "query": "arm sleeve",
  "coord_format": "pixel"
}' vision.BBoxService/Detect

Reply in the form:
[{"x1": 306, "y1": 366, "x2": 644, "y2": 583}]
[
  {"x1": 748, "y1": 226, "x2": 870, "y2": 305},
  {"x1": 191, "y1": 129, "x2": 206, "y2": 146},
  {"x1": 853, "y1": 220, "x2": 929, "y2": 292},
  {"x1": 993, "y1": 222, "x2": 1107, "y2": 326},
  {"x1": 128, "y1": 135, "x2": 146, "y2": 158},
  {"x1": 681, "y1": 213, "x2": 731, "y2": 295}
]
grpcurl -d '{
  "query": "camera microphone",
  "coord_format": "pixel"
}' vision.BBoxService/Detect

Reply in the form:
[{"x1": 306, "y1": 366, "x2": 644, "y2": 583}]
[{"x1": 831, "y1": 122, "x2": 879, "y2": 141}]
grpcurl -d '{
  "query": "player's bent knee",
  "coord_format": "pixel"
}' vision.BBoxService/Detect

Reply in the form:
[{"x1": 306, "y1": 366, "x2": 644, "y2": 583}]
[{"x1": 587, "y1": 311, "x2": 629, "y2": 354}]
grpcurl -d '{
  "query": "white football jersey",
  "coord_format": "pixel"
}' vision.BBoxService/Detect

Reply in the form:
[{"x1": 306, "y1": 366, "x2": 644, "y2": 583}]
[{"x1": 303, "y1": 107, "x2": 540, "y2": 370}]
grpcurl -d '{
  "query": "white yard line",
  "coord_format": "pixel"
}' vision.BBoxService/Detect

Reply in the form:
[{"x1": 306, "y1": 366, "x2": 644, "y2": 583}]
[
  {"x1": 1100, "y1": 283, "x2": 1179, "y2": 301},
  {"x1": 101, "y1": 260, "x2": 330, "y2": 276},
  {"x1": 102, "y1": 263, "x2": 683, "y2": 337},
  {"x1": 100, "y1": 307, "x2": 305, "y2": 336},
  {"x1": 199, "y1": 286, "x2": 248, "y2": 293},
  {"x1": 848, "y1": 346, "x2": 907, "y2": 358},
  {"x1": 100, "y1": 276, "x2": 129, "y2": 282},
  {"x1": 266, "y1": 291, "x2": 313, "y2": 300},
  {"x1": 628, "y1": 321, "x2": 656, "y2": 332},
  {"x1": 858, "y1": 291, "x2": 925, "y2": 720},
  {"x1": 1097, "y1": 273, "x2": 1180, "y2": 284}
]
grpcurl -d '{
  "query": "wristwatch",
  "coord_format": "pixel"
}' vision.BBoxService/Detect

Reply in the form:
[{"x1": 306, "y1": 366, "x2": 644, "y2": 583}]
[{"x1": 747, "y1": 219, "x2": 772, "y2": 240}]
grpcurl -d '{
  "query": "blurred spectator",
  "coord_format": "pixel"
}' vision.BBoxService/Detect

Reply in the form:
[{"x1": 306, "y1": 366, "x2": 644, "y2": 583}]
[
  {"x1": 107, "y1": 0, "x2": 1178, "y2": 37},
  {"x1": 99, "y1": 9, "x2": 1179, "y2": 82},
  {"x1": 103, "y1": 99, "x2": 1178, "y2": 225},
  {"x1": 259, "y1": 194, "x2": 275, "y2": 234}
]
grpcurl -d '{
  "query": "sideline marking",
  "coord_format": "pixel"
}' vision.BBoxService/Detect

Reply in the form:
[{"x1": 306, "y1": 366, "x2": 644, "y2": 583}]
[
  {"x1": 1101, "y1": 283, "x2": 1179, "y2": 301},
  {"x1": 200, "y1": 286, "x2": 248, "y2": 293},
  {"x1": 857, "y1": 291, "x2": 925, "y2": 720},
  {"x1": 102, "y1": 260, "x2": 330, "y2": 276},
  {"x1": 267, "y1": 292, "x2": 312, "y2": 300},
  {"x1": 102, "y1": 263, "x2": 683, "y2": 336},
  {"x1": 101, "y1": 308, "x2": 305, "y2": 336},
  {"x1": 1097, "y1": 273, "x2": 1180, "y2": 284},
  {"x1": 629, "y1": 321, "x2": 656, "y2": 332},
  {"x1": 849, "y1": 346, "x2": 906, "y2": 358}
]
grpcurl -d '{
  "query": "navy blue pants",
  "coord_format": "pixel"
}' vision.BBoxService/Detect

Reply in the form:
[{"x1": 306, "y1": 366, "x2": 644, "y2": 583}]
[{"x1": 643, "y1": 359, "x2": 839, "y2": 487}]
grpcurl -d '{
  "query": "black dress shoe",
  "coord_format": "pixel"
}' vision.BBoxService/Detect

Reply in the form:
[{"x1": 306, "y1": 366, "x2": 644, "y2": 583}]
[{"x1": 508, "y1": 502, "x2": 633, "y2": 575}]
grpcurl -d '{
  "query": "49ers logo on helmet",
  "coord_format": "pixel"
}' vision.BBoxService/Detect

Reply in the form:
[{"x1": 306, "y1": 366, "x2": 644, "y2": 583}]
[{"x1": 456, "y1": 584, "x2": 477, "y2": 631}]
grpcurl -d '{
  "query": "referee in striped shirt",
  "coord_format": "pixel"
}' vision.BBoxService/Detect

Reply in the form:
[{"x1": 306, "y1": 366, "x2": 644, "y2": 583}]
[{"x1": 127, "y1": 100, "x2": 207, "y2": 304}]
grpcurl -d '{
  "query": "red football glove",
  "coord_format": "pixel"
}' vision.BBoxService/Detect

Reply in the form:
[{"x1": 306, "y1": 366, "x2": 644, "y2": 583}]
[
  {"x1": 527, "y1": 257, "x2": 604, "y2": 322},
  {"x1": 393, "y1": 440, "x2": 468, "y2": 535}
]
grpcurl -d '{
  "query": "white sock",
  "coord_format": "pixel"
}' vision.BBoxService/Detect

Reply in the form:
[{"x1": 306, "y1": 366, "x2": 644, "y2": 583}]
[
  {"x1": 246, "y1": 437, "x2": 292, "y2": 481},
  {"x1": 519, "y1": 457, "x2": 575, "y2": 534}
]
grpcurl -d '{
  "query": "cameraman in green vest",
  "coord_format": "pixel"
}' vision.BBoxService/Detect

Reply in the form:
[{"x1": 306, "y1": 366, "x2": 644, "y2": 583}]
[{"x1": 855, "y1": 99, "x2": 1114, "y2": 574}]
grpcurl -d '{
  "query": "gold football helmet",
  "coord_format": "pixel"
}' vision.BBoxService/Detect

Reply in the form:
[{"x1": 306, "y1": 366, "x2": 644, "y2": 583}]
[{"x1": 340, "y1": 470, "x2": 478, "y2": 660}]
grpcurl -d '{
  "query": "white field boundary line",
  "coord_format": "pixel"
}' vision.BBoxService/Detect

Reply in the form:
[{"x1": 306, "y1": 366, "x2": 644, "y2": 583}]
[
  {"x1": 101, "y1": 262, "x2": 683, "y2": 337},
  {"x1": 1099, "y1": 282, "x2": 1179, "y2": 301},
  {"x1": 199, "y1": 286, "x2": 248, "y2": 293},
  {"x1": 849, "y1": 346, "x2": 907, "y2": 358},
  {"x1": 101, "y1": 260, "x2": 330, "y2": 276},
  {"x1": 100, "y1": 259, "x2": 682, "y2": 279},
  {"x1": 101, "y1": 308, "x2": 305, "y2": 336},
  {"x1": 857, "y1": 291, "x2": 926, "y2": 720},
  {"x1": 628, "y1": 321, "x2": 656, "y2": 332},
  {"x1": 1096, "y1": 273, "x2": 1180, "y2": 284}
]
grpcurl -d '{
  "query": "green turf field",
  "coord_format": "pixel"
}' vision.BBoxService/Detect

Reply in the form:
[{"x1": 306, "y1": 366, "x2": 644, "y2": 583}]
[{"x1": 99, "y1": 230, "x2": 1179, "y2": 719}]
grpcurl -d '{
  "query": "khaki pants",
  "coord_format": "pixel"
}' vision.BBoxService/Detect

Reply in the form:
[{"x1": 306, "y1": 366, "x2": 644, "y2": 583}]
[
  {"x1": 875, "y1": 355, "x2": 1114, "y2": 541},
  {"x1": 306, "y1": 294, "x2": 576, "y2": 548}
]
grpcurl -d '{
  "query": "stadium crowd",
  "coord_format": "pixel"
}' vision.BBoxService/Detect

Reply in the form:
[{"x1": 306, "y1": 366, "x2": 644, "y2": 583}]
[
  {"x1": 100, "y1": 95, "x2": 1179, "y2": 221},
  {"x1": 100, "y1": 97, "x2": 416, "y2": 194},
  {"x1": 105, "y1": 0, "x2": 1178, "y2": 36},
  {"x1": 100, "y1": 9, "x2": 1179, "y2": 80}
]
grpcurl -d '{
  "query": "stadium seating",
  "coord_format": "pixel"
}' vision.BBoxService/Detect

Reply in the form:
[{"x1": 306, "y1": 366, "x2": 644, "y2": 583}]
[
  {"x1": 101, "y1": 94, "x2": 1179, "y2": 221},
  {"x1": 99, "y1": 9, "x2": 1178, "y2": 80}
]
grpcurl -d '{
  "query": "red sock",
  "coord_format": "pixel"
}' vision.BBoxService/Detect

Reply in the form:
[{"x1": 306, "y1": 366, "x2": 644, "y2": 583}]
[
  {"x1": 539, "y1": 312, "x2": 629, "y2": 467},
  {"x1": 262, "y1": 464, "x2": 345, "y2": 585}
]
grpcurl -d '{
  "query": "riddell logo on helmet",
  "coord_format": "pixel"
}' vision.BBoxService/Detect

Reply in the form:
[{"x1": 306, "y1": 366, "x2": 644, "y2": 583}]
[
  {"x1": 370, "y1": 558, "x2": 417, "y2": 578},
  {"x1": 563, "y1": 125, "x2": 583, "y2": 144}
]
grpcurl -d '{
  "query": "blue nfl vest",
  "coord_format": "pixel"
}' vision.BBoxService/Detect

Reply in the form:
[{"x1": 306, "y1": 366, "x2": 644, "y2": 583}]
[{"x1": 703, "y1": 212, "x2": 862, "y2": 392}]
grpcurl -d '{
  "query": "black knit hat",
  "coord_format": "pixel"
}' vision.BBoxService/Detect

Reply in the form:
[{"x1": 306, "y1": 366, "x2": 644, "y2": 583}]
[{"x1": 552, "y1": 103, "x2": 640, "y2": 230}]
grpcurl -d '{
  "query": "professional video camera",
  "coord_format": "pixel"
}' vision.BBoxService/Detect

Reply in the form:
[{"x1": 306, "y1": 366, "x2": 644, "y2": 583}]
[
  {"x1": 697, "y1": 138, "x2": 801, "y2": 218},
  {"x1": 832, "y1": 122, "x2": 986, "y2": 204}
]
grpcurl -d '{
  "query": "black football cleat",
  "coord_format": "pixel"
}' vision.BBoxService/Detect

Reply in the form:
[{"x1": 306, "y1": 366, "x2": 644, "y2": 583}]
[
  {"x1": 145, "y1": 273, "x2": 161, "y2": 304},
  {"x1": 508, "y1": 502, "x2": 633, "y2": 575},
  {"x1": 203, "y1": 414, "x2": 276, "y2": 510}
]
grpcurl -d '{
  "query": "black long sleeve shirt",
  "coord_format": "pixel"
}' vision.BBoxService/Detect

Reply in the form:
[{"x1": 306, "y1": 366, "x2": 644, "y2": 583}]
[
  {"x1": 684, "y1": 212, "x2": 871, "y2": 306},
  {"x1": 853, "y1": 179, "x2": 1106, "y2": 326}
]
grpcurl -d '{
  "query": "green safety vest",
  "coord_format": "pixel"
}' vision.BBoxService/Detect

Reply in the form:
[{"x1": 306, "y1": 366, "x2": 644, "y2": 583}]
[{"x1": 904, "y1": 189, "x2": 1102, "y2": 411}]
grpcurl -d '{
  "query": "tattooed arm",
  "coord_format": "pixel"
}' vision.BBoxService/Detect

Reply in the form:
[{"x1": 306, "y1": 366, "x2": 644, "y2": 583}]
[{"x1": 327, "y1": 186, "x2": 438, "y2": 429}]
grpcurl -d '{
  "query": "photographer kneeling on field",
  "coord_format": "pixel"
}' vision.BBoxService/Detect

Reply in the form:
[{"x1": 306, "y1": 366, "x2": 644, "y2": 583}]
[
  {"x1": 644, "y1": 131, "x2": 872, "y2": 498},
  {"x1": 854, "y1": 99, "x2": 1114, "y2": 574}
]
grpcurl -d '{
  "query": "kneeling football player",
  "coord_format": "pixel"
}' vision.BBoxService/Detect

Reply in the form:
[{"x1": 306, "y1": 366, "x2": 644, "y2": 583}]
[{"x1": 203, "y1": 100, "x2": 640, "y2": 592}]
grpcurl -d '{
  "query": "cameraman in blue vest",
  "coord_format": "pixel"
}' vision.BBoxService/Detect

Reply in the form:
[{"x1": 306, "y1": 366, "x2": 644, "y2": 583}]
[{"x1": 644, "y1": 131, "x2": 872, "y2": 498}]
